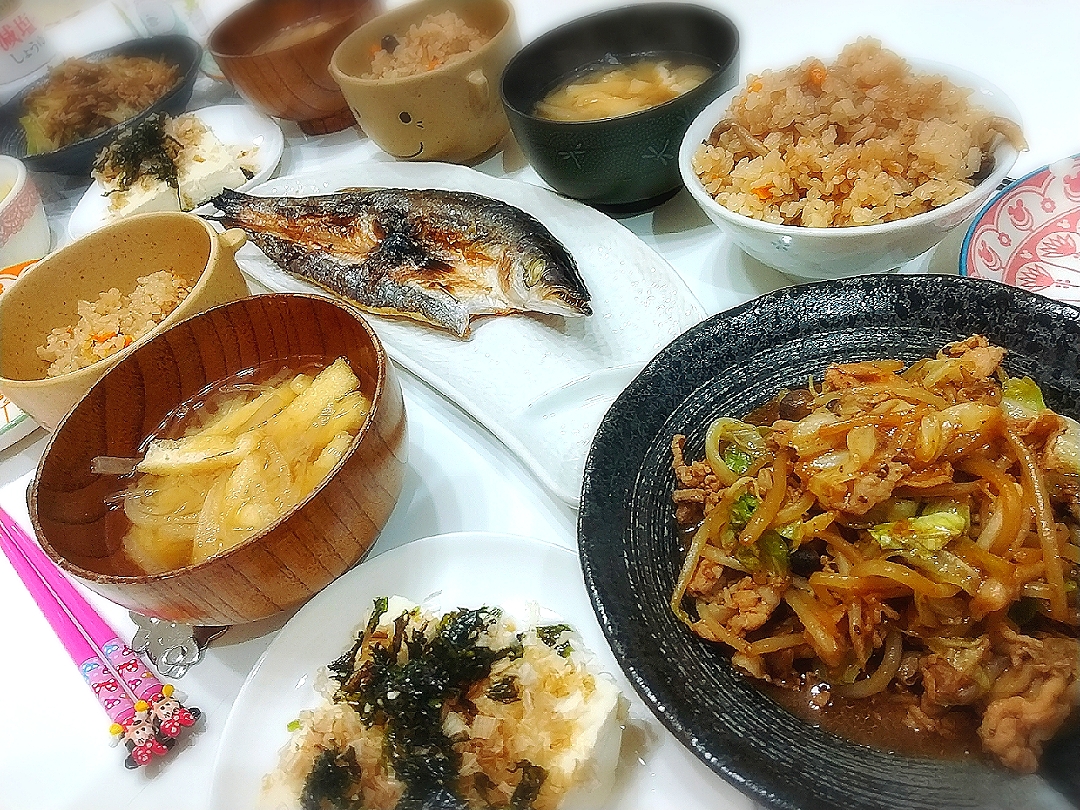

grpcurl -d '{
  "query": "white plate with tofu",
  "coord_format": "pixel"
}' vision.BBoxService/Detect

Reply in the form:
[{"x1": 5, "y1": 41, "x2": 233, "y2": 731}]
[
  {"x1": 67, "y1": 104, "x2": 284, "y2": 241},
  {"x1": 208, "y1": 532, "x2": 747, "y2": 810}
]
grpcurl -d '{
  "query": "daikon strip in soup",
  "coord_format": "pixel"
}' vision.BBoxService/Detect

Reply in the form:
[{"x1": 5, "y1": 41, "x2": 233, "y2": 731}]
[
  {"x1": 534, "y1": 57, "x2": 712, "y2": 122},
  {"x1": 119, "y1": 357, "x2": 371, "y2": 574}
]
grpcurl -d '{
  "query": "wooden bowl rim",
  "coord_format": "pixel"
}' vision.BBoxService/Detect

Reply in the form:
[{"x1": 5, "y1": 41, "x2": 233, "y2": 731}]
[
  {"x1": 0, "y1": 212, "x2": 231, "y2": 387},
  {"x1": 30, "y1": 292, "x2": 392, "y2": 585},
  {"x1": 207, "y1": 0, "x2": 379, "y2": 59}
]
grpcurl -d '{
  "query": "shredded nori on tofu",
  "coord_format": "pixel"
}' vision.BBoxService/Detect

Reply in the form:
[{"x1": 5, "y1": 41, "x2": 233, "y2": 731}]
[
  {"x1": 334, "y1": 605, "x2": 524, "y2": 807},
  {"x1": 93, "y1": 112, "x2": 178, "y2": 193},
  {"x1": 509, "y1": 761, "x2": 547, "y2": 809},
  {"x1": 536, "y1": 624, "x2": 573, "y2": 658},
  {"x1": 329, "y1": 598, "x2": 389, "y2": 686},
  {"x1": 485, "y1": 675, "x2": 520, "y2": 703},
  {"x1": 535, "y1": 624, "x2": 571, "y2": 646},
  {"x1": 300, "y1": 747, "x2": 363, "y2": 810},
  {"x1": 367, "y1": 596, "x2": 391, "y2": 637}
]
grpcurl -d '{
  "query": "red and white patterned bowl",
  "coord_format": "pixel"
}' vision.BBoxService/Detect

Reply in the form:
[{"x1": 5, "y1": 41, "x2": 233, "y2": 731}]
[
  {"x1": 0, "y1": 154, "x2": 48, "y2": 269},
  {"x1": 961, "y1": 153, "x2": 1080, "y2": 302},
  {"x1": 0, "y1": 155, "x2": 48, "y2": 447}
]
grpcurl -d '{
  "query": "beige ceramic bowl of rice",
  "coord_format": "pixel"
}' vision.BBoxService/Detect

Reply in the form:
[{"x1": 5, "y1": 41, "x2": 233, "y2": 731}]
[
  {"x1": 0, "y1": 212, "x2": 249, "y2": 430},
  {"x1": 330, "y1": 0, "x2": 519, "y2": 163},
  {"x1": 678, "y1": 41, "x2": 1024, "y2": 279}
]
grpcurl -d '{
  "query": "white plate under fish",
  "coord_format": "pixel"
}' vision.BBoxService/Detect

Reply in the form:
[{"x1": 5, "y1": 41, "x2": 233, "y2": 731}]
[
  {"x1": 208, "y1": 532, "x2": 753, "y2": 810},
  {"x1": 66, "y1": 104, "x2": 285, "y2": 241},
  {"x1": 233, "y1": 163, "x2": 706, "y2": 506}
]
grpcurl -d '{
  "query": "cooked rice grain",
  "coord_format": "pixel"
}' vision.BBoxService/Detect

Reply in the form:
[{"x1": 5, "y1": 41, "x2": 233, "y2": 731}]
[
  {"x1": 37, "y1": 270, "x2": 191, "y2": 376},
  {"x1": 694, "y1": 39, "x2": 1022, "y2": 227},
  {"x1": 365, "y1": 11, "x2": 488, "y2": 79}
]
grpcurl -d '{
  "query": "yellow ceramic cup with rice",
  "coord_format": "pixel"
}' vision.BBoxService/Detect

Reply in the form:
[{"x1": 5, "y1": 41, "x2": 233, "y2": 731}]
[
  {"x1": 0, "y1": 212, "x2": 249, "y2": 430},
  {"x1": 330, "y1": 0, "x2": 520, "y2": 163}
]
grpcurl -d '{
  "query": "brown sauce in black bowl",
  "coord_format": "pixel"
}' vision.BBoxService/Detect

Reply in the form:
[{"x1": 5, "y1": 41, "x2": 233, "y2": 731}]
[
  {"x1": 686, "y1": 386, "x2": 1077, "y2": 766},
  {"x1": 764, "y1": 681, "x2": 984, "y2": 761}
]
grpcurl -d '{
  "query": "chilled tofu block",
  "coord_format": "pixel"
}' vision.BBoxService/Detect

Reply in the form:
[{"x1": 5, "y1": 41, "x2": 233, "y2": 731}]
[
  {"x1": 106, "y1": 175, "x2": 182, "y2": 216},
  {"x1": 95, "y1": 113, "x2": 250, "y2": 219},
  {"x1": 176, "y1": 124, "x2": 248, "y2": 210},
  {"x1": 262, "y1": 598, "x2": 628, "y2": 810}
]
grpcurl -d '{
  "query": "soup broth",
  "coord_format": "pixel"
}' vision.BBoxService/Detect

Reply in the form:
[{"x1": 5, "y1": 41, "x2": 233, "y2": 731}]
[
  {"x1": 251, "y1": 18, "x2": 339, "y2": 55},
  {"x1": 534, "y1": 56, "x2": 712, "y2": 122},
  {"x1": 114, "y1": 357, "x2": 371, "y2": 574}
]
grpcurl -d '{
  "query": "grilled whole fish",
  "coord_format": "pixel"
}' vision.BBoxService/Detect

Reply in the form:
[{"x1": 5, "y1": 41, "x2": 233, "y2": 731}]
[{"x1": 209, "y1": 188, "x2": 592, "y2": 337}]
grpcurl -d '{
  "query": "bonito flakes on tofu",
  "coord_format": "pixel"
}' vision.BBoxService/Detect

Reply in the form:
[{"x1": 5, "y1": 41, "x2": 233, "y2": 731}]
[{"x1": 263, "y1": 597, "x2": 625, "y2": 810}]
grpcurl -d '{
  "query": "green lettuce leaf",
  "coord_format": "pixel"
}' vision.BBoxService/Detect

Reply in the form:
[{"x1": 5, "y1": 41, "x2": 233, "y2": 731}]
[
  {"x1": 734, "y1": 530, "x2": 789, "y2": 575},
  {"x1": 1002, "y1": 376, "x2": 1047, "y2": 421},
  {"x1": 729, "y1": 493, "x2": 759, "y2": 532},
  {"x1": 871, "y1": 502, "x2": 978, "y2": 591},
  {"x1": 869, "y1": 503, "x2": 969, "y2": 554}
]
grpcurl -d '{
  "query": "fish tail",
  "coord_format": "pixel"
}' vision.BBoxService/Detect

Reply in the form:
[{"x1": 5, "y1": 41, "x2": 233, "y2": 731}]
[{"x1": 208, "y1": 188, "x2": 250, "y2": 218}]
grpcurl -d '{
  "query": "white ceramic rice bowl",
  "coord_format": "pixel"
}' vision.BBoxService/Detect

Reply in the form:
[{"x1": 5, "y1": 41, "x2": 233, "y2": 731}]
[{"x1": 678, "y1": 61, "x2": 1023, "y2": 280}]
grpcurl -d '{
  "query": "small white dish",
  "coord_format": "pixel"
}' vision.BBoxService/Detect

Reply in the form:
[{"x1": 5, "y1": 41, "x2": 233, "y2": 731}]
[
  {"x1": 209, "y1": 532, "x2": 741, "y2": 810},
  {"x1": 67, "y1": 104, "x2": 284, "y2": 241},
  {"x1": 679, "y1": 60, "x2": 1022, "y2": 280}
]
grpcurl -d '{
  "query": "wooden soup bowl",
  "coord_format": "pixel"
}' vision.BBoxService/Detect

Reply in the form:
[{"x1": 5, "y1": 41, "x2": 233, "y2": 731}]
[
  {"x1": 209, "y1": 0, "x2": 382, "y2": 135},
  {"x1": 31, "y1": 294, "x2": 408, "y2": 626}
]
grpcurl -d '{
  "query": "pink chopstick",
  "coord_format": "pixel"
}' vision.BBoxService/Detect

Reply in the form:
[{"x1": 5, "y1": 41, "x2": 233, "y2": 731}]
[
  {"x1": 2, "y1": 514, "x2": 166, "y2": 702},
  {"x1": 0, "y1": 519, "x2": 138, "y2": 721},
  {"x1": 0, "y1": 507, "x2": 201, "y2": 768}
]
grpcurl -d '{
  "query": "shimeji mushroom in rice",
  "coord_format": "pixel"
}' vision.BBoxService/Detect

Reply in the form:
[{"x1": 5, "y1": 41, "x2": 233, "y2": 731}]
[{"x1": 693, "y1": 38, "x2": 1025, "y2": 227}]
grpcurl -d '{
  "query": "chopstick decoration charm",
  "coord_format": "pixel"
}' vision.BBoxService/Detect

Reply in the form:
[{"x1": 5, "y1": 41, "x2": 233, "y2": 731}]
[{"x1": 0, "y1": 507, "x2": 202, "y2": 768}]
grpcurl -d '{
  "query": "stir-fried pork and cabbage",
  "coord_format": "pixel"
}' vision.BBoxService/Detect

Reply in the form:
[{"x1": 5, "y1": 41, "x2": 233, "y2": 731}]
[{"x1": 670, "y1": 337, "x2": 1079, "y2": 771}]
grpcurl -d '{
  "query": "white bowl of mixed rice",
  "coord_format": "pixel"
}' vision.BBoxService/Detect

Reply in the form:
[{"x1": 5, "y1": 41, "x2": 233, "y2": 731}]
[{"x1": 678, "y1": 40, "x2": 1023, "y2": 279}]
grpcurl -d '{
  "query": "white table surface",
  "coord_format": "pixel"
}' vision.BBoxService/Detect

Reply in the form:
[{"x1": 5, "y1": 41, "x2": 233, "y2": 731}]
[{"x1": 2, "y1": 2, "x2": 1079, "y2": 809}]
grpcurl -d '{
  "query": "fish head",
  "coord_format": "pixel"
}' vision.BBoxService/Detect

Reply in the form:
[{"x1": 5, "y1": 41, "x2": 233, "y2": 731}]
[{"x1": 511, "y1": 243, "x2": 592, "y2": 317}]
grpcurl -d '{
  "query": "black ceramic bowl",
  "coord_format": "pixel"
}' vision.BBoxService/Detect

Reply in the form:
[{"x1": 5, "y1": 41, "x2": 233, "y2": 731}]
[
  {"x1": 579, "y1": 274, "x2": 1080, "y2": 810},
  {"x1": 500, "y1": 3, "x2": 738, "y2": 213},
  {"x1": 0, "y1": 35, "x2": 202, "y2": 176}
]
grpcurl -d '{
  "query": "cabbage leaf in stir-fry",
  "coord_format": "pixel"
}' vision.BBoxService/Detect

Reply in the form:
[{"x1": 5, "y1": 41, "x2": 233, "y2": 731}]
[{"x1": 670, "y1": 336, "x2": 1080, "y2": 772}]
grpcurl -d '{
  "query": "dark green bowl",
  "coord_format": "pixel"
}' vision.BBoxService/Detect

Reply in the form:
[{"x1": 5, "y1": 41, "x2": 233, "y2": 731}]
[{"x1": 500, "y1": 3, "x2": 738, "y2": 213}]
